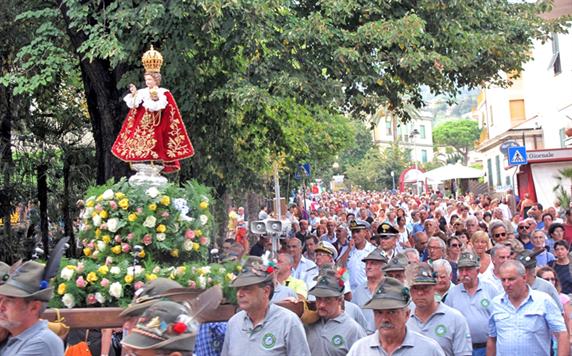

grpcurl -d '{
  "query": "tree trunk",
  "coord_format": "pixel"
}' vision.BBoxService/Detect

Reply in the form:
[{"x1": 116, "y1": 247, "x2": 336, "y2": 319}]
[
  {"x1": 0, "y1": 83, "x2": 14, "y2": 262},
  {"x1": 37, "y1": 163, "x2": 49, "y2": 256},
  {"x1": 62, "y1": 150, "x2": 75, "y2": 257}
]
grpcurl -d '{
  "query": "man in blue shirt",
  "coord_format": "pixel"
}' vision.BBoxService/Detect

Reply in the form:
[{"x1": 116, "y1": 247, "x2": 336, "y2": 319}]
[{"x1": 487, "y1": 260, "x2": 567, "y2": 356}]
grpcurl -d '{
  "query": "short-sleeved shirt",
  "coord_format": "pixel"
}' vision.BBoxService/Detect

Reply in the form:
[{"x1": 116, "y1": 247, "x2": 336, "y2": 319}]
[
  {"x1": 271, "y1": 284, "x2": 297, "y2": 303},
  {"x1": 407, "y1": 302, "x2": 472, "y2": 356},
  {"x1": 0, "y1": 320, "x2": 64, "y2": 356},
  {"x1": 305, "y1": 312, "x2": 366, "y2": 356},
  {"x1": 351, "y1": 283, "x2": 376, "y2": 333},
  {"x1": 343, "y1": 300, "x2": 369, "y2": 332},
  {"x1": 488, "y1": 288, "x2": 566, "y2": 356},
  {"x1": 531, "y1": 276, "x2": 564, "y2": 312},
  {"x1": 444, "y1": 278, "x2": 499, "y2": 344},
  {"x1": 221, "y1": 303, "x2": 310, "y2": 356},
  {"x1": 347, "y1": 243, "x2": 376, "y2": 290},
  {"x1": 479, "y1": 269, "x2": 504, "y2": 296},
  {"x1": 292, "y1": 256, "x2": 318, "y2": 289},
  {"x1": 347, "y1": 328, "x2": 445, "y2": 356}
]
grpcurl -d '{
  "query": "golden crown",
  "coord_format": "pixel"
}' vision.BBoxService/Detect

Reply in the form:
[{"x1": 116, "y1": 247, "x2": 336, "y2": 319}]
[{"x1": 142, "y1": 45, "x2": 163, "y2": 73}]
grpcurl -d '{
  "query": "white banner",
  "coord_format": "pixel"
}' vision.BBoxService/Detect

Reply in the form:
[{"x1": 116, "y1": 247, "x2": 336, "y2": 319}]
[{"x1": 530, "y1": 162, "x2": 571, "y2": 208}]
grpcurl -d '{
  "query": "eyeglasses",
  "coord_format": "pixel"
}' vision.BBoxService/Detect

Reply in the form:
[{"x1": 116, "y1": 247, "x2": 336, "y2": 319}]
[
  {"x1": 518, "y1": 225, "x2": 530, "y2": 230},
  {"x1": 449, "y1": 244, "x2": 461, "y2": 248},
  {"x1": 494, "y1": 232, "x2": 507, "y2": 238}
]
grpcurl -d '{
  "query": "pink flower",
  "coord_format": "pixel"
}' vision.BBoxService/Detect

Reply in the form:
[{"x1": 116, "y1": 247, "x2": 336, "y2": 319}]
[
  {"x1": 184, "y1": 230, "x2": 195, "y2": 240},
  {"x1": 82, "y1": 239, "x2": 88, "y2": 247},
  {"x1": 87, "y1": 241, "x2": 95, "y2": 249},
  {"x1": 199, "y1": 236, "x2": 208, "y2": 246},
  {"x1": 105, "y1": 257, "x2": 113, "y2": 266},
  {"x1": 109, "y1": 201, "x2": 118, "y2": 210},
  {"x1": 75, "y1": 276, "x2": 87, "y2": 288},
  {"x1": 100, "y1": 223, "x2": 108, "y2": 230},
  {"x1": 122, "y1": 243, "x2": 131, "y2": 253},
  {"x1": 136, "y1": 207, "x2": 143, "y2": 214},
  {"x1": 114, "y1": 235, "x2": 122, "y2": 243},
  {"x1": 127, "y1": 233, "x2": 134, "y2": 241},
  {"x1": 161, "y1": 211, "x2": 170, "y2": 218},
  {"x1": 95, "y1": 204, "x2": 103, "y2": 212},
  {"x1": 134, "y1": 281, "x2": 145, "y2": 290},
  {"x1": 77, "y1": 262, "x2": 85, "y2": 273},
  {"x1": 143, "y1": 234, "x2": 153, "y2": 246},
  {"x1": 188, "y1": 280, "x2": 196, "y2": 288},
  {"x1": 86, "y1": 293, "x2": 97, "y2": 305},
  {"x1": 100, "y1": 278, "x2": 110, "y2": 288}
]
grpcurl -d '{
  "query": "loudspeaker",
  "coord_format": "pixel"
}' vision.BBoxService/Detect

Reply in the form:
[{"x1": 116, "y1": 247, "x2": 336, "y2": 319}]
[
  {"x1": 266, "y1": 220, "x2": 283, "y2": 234},
  {"x1": 250, "y1": 220, "x2": 268, "y2": 234}
]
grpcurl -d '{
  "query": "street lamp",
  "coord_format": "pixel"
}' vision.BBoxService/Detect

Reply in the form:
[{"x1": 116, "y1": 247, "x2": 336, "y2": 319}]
[
  {"x1": 409, "y1": 128, "x2": 420, "y2": 194},
  {"x1": 390, "y1": 171, "x2": 396, "y2": 191}
]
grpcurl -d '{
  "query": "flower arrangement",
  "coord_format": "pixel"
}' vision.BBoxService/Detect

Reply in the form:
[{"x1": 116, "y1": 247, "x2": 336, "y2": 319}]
[
  {"x1": 78, "y1": 179, "x2": 213, "y2": 265},
  {"x1": 49, "y1": 257, "x2": 241, "y2": 308}
]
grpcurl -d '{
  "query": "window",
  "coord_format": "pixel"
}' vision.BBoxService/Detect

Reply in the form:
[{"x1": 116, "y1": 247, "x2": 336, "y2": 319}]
[
  {"x1": 487, "y1": 158, "x2": 493, "y2": 186},
  {"x1": 495, "y1": 155, "x2": 502, "y2": 186},
  {"x1": 505, "y1": 176, "x2": 511, "y2": 187},
  {"x1": 420, "y1": 125, "x2": 426, "y2": 139},
  {"x1": 385, "y1": 119, "x2": 392, "y2": 136},
  {"x1": 509, "y1": 99, "x2": 526, "y2": 122},
  {"x1": 421, "y1": 149, "x2": 428, "y2": 163},
  {"x1": 548, "y1": 33, "x2": 562, "y2": 75}
]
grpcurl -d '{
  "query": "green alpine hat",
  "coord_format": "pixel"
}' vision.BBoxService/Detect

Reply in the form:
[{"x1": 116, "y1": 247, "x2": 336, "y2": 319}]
[
  {"x1": 120, "y1": 278, "x2": 184, "y2": 318},
  {"x1": 517, "y1": 249, "x2": 543, "y2": 269},
  {"x1": 410, "y1": 263, "x2": 436, "y2": 286},
  {"x1": 457, "y1": 251, "x2": 480, "y2": 268},
  {"x1": 0, "y1": 261, "x2": 53, "y2": 301},
  {"x1": 308, "y1": 265, "x2": 345, "y2": 298},
  {"x1": 362, "y1": 248, "x2": 389, "y2": 263},
  {"x1": 0, "y1": 262, "x2": 9, "y2": 285},
  {"x1": 382, "y1": 254, "x2": 408, "y2": 272},
  {"x1": 363, "y1": 277, "x2": 411, "y2": 310},
  {"x1": 121, "y1": 301, "x2": 197, "y2": 352},
  {"x1": 231, "y1": 256, "x2": 274, "y2": 288}
]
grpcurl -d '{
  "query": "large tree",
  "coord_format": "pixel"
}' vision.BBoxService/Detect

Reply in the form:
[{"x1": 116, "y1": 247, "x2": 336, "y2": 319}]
[
  {"x1": 433, "y1": 119, "x2": 481, "y2": 165},
  {"x1": 2, "y1": 0, "x2": 565, "y2": 198}
]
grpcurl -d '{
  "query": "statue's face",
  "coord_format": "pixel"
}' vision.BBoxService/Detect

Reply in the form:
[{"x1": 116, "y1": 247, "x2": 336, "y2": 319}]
[{"x1": 144, "y1": 75, "x2": 157, "y2": 88}]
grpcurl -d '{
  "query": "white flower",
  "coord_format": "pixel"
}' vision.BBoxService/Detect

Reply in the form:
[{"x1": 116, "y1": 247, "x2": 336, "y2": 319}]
[
  {"x1": 92, "y1": 215, "x2": 102, "y2": 227},
  {"x1": 179, "y1": 215, "x2": 193, "y2": 222},
  {"x1": 127, "y1": 265, "x2": 144, "y2": 276},
  {"x1": 110, "y1": 266, "x2": 121, "y2": 275},
  {"x1": 82, "y1": 207, "x2": 94, "y2": 219},
  {"x1": 107, "y1": 218, "x2": 119, "y2": 233},
  {"x1": 60, "y1": 267, "x2": 75, "y2": 281},
  {"x1": 95, "y1": 292, "x2": 106, "y2": 304},
  {"x1": 97, "y1": 241, "x2": 106, "y2": 252},
  {"x1": 183, "y1": 239, "x2": 193, "y2": 251},
  {"x1": 109, "y1": 282, "x2": 123, "y2": 299},
  {"x1": 152, "y1": 266, "x2": 161, "y2": 274},
  {"x1": 146, "y1": 186, "x2": 160, "y2": 198},
  {"x1": 62, "y1": 293, "x2": 75, "y2": 308},
  {"x1": 173, "y1": 198, "x2": 189, "y2": 213},
  {"x1": 201, "y1": 195, "x2": 209, "y2": 203},
  {"x1": 199, "y1": 215, "x2": 208, "y2": 226},
  {"x1": 156, "y1": 233, "x2": 166, "y2": 241},
  {"x1": 143, "y1": 216, "x2": 157, "y2": 228},
  {"x1": 102, "y1": 189, "x2": 114, "y2": 200},
  {"x1": 198, "y1": 275, "x2": 207, "y2": 289}
]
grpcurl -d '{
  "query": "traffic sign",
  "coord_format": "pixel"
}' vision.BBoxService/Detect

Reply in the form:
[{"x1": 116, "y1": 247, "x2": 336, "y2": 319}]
[{"x1": 508, "y1": 146, "x2": 528, "y2": 165}]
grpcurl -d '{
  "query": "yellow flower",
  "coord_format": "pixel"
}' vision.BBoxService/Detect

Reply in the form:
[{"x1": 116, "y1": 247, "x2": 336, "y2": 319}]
[
  {"x1": 95, "y1": 228, "x2": 101, "y2": 238},
  {"x1": 96, "y1": 195, "x2": 103, "y2": 202},
  {"x1": 128, "y1": 213, "x2": 138, "y2": 222},
  {"x1": 160, "y1": 196, "x2": 171, "y2": 206},
  {"x1": 119, "y1": 198, "x2": 129, "y2": 210},
  {"x1": 102, "y1": 235, "x2": 111, "y2": 244},
  {"x1": 124, "y1": 274, "x2": 134, "y2": 284},
  {"x1": 65, "y1": 265, "x2": 77, "y2": 270},
  {"x1": 225, "y1": 273, "x2": 236, "y2": 282},
  {"x1": 98, "y1": 265, "x2": 109, "y2": 276},
  {"x1": 83, "y1": 247, "x2": 92, "y2": 257},
  {"x1": 156, "y1": 224, "x2": 167, "y2": 233},
  {"x1": 176, "y1": 266, "x2": 186, "y2": 276},
  {"x1": 91, "y1": 211, "x2": 98, "y2": 218},
  {"x1": 111, "y1": 245, "x2": 122, "y2": 254},
  {"x1": 99, "y1": 210, "x2": 108, "y2": 219},
  {"x1": 199, "y1": 201, "x2": 209, "y2": 210},
  {"x1": 195, "y1": 229, "x2": 202, "y2": 237},
  {"x1": 57, "y1": 283, "x2": 67, "y2": 295},
  {"x1": 146, "y1": 273, "x2": 158, "y2": 282},
  {"x1": 170, "y1": 249, "x2": 179, "y2": 257},
  {"x1": 86, "y1": 200, "x2": 95, "y2": 208},
  {"x1": 236, "y1": 265, "x2": 243, "y2": 272},
  {"x1": 115, "y1": 192, "x2": 125, "y2": 200},
  {"x1": 192, "y1": 242, "x2": 200, "y2": 252},
  {"x1": 148, "y1": 203, "x2": 157, "y2": 211},
  {"x1": 138, "y1": 250, "x2": 146, "y2": 258},
  {"x1": 87, "y1": 272, "x2": 98, "y2": 283}
]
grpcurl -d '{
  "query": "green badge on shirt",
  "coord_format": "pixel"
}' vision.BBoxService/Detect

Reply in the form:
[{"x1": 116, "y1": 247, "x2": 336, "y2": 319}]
[
  {"x1": 331, "y1": 335, "x2": 345, "y2": 348},
  {"x1": 435, "y1": 324, "x2": 447, "y2": 336},
  {"x1": 480, "y1": 298, "x2": 490, "y2": 308},
  {"x1": 262, "y1": 332, "x2": 276, "y2": 349}
]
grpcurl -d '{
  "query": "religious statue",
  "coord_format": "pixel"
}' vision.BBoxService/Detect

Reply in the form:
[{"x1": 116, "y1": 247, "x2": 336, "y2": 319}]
[{"x1": 112, "y1": 46, "x2": 194, "y2": 177}]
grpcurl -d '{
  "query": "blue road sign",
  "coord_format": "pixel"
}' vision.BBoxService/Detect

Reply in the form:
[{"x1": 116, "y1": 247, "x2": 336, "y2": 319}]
[{"x1": 508, "y1": 146, "x2": 528, "y2": 165}]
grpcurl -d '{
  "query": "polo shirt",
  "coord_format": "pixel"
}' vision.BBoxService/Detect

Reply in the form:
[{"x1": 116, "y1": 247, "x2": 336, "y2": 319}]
[
  {"x1": 444, "y1": 278, "x2": 499, "y2": 344},
  {"x1": 221, "y1": 303, "x2": 310, "y2": 356},
  {"x1": 479, "y1": 269, "x2": 504, "y2": 296},
  {"x1": 408, "y1": 302, "x2": 472, "y2": 356},
  {"x1": 271, "y1": 284, "x2": 297, "y2": 303},
  {"x1": 0, "y1": 320, "x2": 64, "y2": 356},
  {"x1": 351, "y1": 282, "x2": 375, "y2": 334},
  {"x1": 343, "y1": 301, "x2": 369, "y2": 332},
  {"x1": 347, "y1": 242, "x2": 376, "y2": 290},
  {"x1": 347, "y1": 328, "x2": 445, "y2": 356},
  {"x1": 305, "y1": 312, "x2": 366, "y2": 356},
  {"x1": 488, "y1": 288, "x2": 566, "y2": 356}
]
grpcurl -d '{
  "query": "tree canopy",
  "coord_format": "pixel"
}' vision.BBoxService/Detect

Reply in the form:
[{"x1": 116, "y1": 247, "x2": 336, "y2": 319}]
[{"x1": 433, "y1": 119, "x2": 481, "y2": 165}]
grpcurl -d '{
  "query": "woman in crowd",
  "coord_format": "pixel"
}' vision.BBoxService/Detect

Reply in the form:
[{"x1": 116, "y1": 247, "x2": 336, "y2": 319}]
[
  {"x1": 396, "y1": 216, "x2": 411, "y2": 253},
  {"x1": 548, "y1": 223, "x2": 566, "y2": 253},
  {"x1": 471, "y1": 231, "x2": 493, "y2": 276},
  {"x1": 446, "y1": 236, "x2": 462, "y2": 284}
]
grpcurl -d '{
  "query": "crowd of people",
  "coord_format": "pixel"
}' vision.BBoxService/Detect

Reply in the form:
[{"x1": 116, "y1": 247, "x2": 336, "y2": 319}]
[{"x1": 2, "y1": 189, "x2": 572, "y2": 355}]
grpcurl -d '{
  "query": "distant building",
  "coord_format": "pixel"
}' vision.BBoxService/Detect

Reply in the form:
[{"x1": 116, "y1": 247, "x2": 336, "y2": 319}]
[{"x1": 371, "y1": 110, "x2": 434, "y2": 165}]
